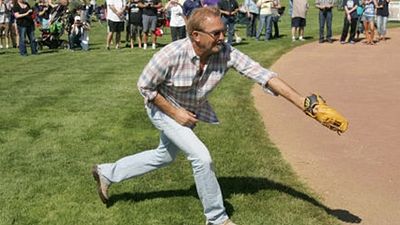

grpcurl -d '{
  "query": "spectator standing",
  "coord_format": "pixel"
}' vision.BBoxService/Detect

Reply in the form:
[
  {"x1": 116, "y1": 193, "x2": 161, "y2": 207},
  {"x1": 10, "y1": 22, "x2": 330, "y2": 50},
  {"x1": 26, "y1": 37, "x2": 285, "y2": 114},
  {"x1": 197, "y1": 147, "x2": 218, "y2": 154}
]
[
  {"x1": 244, "y1": 0, "x2": 258, "y2": 38},
  {"x1": 355, "y1": 0, "x2": 364, "y2": 40},
  {"x1": 139, "y1": 0, "x2": 161, "y2": 49},
  {"x1": 218, "y1": 0, "x2": 239, "y2": 45},
  {"x1": 291, "y1": 0, "x2": 309, "y2": 41},
  {"x1": 340, "y1": 0, "x2": 358, "y2": 44},
  {"x1": 12, "y1": 0, "x2": 38, "y2": 56},
  {"x1": 256, "y1": 0, "x2": 273, "y2": 41},
  {"x1": 376, "y1": 0, "x2": 389, "y2": 41},
  {"x1": 106, "y1": 0, "x2": 126, "y2": 49},
  {"x1": 126, "y1": 0, "x2": 142, "y2": 48},
  {"x1": 315, "y1": 0, "x2": 334, "y2": 43},
  {"x1": 361, "y1": 0, "x2": 377, "y2": 45},
  {"x1": 0, "y1": 0, "x2": 10, "y2": 48},
  {"x1": 182, "y1": 0, "x2": 201, "y2": 18},
  {"x1": 271, "y1": 0, "x2": 281, "y2": 39},
  {"x1": 165, "y1": 0, "x2": 186, "y2": 41}
]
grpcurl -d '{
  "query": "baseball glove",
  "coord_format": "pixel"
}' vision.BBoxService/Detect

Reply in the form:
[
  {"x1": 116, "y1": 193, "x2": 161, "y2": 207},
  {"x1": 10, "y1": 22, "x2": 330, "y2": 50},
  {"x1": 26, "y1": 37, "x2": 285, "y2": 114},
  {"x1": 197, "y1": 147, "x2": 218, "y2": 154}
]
[{"x1": 304, "y1": 94, "x2": 349, "y2": 134}]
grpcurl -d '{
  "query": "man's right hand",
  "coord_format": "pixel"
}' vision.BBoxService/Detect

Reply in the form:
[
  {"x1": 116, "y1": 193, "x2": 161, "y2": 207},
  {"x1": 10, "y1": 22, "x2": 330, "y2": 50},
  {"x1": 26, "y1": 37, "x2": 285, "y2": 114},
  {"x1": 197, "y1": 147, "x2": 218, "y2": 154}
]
[{"x1": 173, "y1": 108, "x2": 198, "y2": 127}]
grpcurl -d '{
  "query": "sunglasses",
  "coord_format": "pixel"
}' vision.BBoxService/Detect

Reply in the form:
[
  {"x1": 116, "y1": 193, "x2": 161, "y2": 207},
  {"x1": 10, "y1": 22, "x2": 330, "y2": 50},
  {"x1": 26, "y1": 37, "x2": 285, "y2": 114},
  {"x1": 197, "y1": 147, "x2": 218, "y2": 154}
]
[{"x1": 196, "y1": 29, "x2": 226, "y2": 40}]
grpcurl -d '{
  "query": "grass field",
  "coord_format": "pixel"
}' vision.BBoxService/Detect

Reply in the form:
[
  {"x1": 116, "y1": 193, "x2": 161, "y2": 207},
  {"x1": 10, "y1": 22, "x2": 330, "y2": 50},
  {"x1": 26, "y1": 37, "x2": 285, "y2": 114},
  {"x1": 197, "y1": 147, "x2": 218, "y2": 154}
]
[{"x1": 1, "y1": 4, "x2": 397, "y2": 225}]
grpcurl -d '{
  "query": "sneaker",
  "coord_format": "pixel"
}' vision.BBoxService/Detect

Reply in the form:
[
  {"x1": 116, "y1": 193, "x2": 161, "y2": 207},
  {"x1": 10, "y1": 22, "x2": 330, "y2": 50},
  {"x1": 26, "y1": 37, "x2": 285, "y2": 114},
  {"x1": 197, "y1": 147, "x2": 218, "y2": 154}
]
[
  {"x1": 299, "y1": 36, "x2": 305, "y2": 41},
  {"x1": 292, "y1": 36, "x2": 296, "y2": 42},
  {"x1": 92, "y1": 165, "x2": 110, "y2": 204},
  {"x1": 349, "y1": 40, "x2": 355, "y2": 44},
  {"x1": 206, "y1": 219, "x2": 237, "y2": 225},
  {"x1": 6, "y1": 44, "x2": 9, "y2": 48},
  {"x1": 327, "y1": 39, "x2": 333, "y2": 43},
  {"x1": 143, "y1": 44, "x2": 147, "y2": 50},
  {"x1": 0, "y1": 44, "x2": 3, "y2": 49},
  {"x1": 152, "y1": 43, "x2": 156, "y2": 49},
  {"x1": 340, "y1": 41, "x2": 346, "y2": 44},
  {"x1": 319, "y1": 39, "x2": 324, "y2": 43}
]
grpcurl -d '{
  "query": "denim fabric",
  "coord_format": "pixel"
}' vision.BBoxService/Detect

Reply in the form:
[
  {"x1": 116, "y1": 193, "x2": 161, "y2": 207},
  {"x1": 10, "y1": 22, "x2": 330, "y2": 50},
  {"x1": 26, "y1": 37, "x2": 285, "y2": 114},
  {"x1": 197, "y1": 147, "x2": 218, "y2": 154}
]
[
  {"x1": 17, "y1": 25, "x2": 37, "y2": 56},
  {"x1": 340, "y1": 17, "x2": 357, "y2": 42},
  {"x1": 246, "y1": 12, "x2": 258, "y2": 37},
  {"x1": 98, "y1": 105, "x2": 229, "y2": 225},
  {"x1": 170, "y1": 26, "x2": 187, "y2": 41},
  {"x1": 256, "y1": 14, "x2": 272, "y2": 41},
  {"x1": 319, "y1": 9, "x2": 332, "y2": 40},
  {"x1": 376, "y1": 15, "x2": 387, "y2": 36},
  {"x1": 221, "y1": 16, "x2": 236, "y2": 45}
]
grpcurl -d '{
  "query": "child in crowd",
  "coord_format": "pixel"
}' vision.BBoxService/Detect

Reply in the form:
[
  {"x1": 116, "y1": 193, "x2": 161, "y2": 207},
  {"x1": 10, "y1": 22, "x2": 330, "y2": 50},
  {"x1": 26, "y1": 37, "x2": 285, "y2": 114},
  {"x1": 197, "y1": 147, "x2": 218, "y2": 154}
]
[{"x1": 127, "y1": 0, "x2": 143, "y2": 48}]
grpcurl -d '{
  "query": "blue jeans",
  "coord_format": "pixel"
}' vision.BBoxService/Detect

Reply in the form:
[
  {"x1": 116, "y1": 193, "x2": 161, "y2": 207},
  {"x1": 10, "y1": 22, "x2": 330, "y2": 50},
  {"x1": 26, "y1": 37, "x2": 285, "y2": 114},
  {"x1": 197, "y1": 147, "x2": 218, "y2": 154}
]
[
  {"x1": 222, "y1": 16, "x2": 236, "y2": 45},
  {"x1": 256, "y1": 14, "x2": 272, "y2": 41},
  {"x1": 319, "y1": 9, "x2": 332, "y2": 40},
  {"x1": 376, "y1": 15, "x2": 388, "y2": 36},
  {"x1": 98, "y1": 104, "x2": 228, "y2": 225},
  {"x1": 17, "y1": 25, "x2": 37, "y2": 56}
]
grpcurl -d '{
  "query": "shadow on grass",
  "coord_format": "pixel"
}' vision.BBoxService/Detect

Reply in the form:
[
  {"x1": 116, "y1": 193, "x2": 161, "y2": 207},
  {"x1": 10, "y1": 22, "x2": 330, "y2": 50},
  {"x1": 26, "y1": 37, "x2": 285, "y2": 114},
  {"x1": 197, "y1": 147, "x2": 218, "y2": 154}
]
[{"x1": 107, "y1": 176, "x2": 361, "y2": 223}]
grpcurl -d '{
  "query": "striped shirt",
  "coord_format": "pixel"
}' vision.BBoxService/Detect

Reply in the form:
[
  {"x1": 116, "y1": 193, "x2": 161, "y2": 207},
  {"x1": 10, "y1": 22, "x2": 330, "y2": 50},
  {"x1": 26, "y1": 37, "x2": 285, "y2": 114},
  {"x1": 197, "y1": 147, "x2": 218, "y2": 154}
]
[{"x1": 137, "y1": 38, "x2": 278, "y2": 124}]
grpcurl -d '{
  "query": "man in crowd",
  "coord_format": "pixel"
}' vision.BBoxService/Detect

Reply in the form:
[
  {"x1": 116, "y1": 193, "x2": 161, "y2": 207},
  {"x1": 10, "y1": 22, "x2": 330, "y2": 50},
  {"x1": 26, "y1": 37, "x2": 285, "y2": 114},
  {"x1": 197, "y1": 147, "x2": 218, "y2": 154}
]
[
  {"x1": 316, "y1": 0, "x2": 334, "y2": 43},
  {"x1": 106, "y1": 0, "x2": 126, "y2": 49},
  {"x1": 139, "y1": 0, "x2": 161, "y2": 49},
  {"x1": 218, "y1": 0, "x2": 239, "y2": 45}
]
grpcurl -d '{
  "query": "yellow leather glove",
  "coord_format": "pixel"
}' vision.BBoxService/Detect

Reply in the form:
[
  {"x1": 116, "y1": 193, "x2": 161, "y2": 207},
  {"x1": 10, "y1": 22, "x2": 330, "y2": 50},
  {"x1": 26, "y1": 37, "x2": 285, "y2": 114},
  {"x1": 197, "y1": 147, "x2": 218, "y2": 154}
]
[{"x1": 304, "y1": 94, "x2": 349, "y2": 134}]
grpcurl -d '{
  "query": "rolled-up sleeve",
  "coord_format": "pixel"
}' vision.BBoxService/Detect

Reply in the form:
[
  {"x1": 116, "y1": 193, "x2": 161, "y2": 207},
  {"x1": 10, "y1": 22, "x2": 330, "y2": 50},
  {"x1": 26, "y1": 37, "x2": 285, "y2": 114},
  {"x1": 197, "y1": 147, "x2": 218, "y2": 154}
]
[
  {"x1": 137, "y1": 51, "x2": 170, "y2": 102},
  {"x1": 229, "y1": 46, "x2": 279, "y2": 96}
]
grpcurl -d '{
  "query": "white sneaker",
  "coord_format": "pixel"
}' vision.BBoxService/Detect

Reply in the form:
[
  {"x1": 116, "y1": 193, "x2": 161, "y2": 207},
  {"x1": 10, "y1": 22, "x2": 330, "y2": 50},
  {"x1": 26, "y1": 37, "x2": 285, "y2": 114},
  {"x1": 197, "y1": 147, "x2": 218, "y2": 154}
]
[
  {"x1": 299, "y1": 36, "x2": 305, "y2": 41},
  {"x1": 152, "y1": 43, "x2": 156, "y2": 49},
  {"x1": 292, "y1": 36, "x2": 296, "y2": 42},
  {"x1": 206, "y1": 219, "x2": 237, "y2": 225},
  {"x1": 0, "y1": 44, "x2": 3, "y2": 49},
  {"x1": 143, "y1": 44, "x2": 147, "y2": 50},
  {"x1": 6, "y1": 44, "x2": 9, "y2": 49}
]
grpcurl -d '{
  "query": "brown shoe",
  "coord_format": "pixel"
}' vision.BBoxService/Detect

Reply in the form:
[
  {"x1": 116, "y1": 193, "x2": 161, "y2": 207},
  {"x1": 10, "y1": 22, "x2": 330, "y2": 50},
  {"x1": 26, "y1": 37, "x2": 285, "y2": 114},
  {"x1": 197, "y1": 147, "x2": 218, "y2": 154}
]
[{"x1": 92, "y1": 165, "x2": 110, "y2": 204}]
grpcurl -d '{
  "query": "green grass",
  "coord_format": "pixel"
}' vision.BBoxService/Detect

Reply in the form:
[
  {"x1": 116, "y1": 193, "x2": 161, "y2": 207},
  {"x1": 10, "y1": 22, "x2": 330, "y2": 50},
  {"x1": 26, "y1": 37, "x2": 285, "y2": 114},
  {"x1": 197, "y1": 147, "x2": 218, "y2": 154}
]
[{"x1": 1, "y1": 4, "x2": 397, "y2": 225}]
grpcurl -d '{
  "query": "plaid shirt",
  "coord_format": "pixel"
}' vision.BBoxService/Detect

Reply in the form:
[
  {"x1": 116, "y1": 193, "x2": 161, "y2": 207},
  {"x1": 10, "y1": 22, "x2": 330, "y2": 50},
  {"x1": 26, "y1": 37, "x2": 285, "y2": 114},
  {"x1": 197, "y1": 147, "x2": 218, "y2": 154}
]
[{"x1": 137, "y1": 38, "x2": 278, "y2": 124}]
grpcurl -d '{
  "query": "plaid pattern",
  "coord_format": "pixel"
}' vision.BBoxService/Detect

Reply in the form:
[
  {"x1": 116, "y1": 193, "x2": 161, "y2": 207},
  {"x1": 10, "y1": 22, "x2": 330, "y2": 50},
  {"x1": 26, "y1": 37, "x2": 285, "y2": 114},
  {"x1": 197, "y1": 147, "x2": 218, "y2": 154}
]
[{"x1": 137, "y1": 38, "x2": 278, "y2": 124}]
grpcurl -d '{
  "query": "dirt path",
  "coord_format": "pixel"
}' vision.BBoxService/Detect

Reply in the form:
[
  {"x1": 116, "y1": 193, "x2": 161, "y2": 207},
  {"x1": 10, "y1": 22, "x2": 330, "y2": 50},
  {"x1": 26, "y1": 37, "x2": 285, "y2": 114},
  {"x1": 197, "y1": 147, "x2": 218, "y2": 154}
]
[{"x1": 252, "y1": 28, "x2": 400, "y2": 225}]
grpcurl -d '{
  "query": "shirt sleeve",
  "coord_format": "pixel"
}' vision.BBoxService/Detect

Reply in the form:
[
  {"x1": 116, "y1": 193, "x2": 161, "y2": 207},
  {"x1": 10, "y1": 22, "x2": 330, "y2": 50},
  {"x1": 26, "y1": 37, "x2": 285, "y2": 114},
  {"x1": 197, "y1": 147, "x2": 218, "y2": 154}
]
[
  {"x1": 137, "y1": 48, "x2": 170, "y2": 102},
  {"x1": 228, "y1": 46, "x2": 279, "y2": 96}
]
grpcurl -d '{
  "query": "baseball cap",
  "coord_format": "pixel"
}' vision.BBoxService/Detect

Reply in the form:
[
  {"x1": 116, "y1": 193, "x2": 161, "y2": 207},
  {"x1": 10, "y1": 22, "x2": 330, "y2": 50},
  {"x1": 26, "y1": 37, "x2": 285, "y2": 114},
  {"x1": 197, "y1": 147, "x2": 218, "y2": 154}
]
[{"x1": 74, "y1": 16, "x2": 81, "y2": 21}]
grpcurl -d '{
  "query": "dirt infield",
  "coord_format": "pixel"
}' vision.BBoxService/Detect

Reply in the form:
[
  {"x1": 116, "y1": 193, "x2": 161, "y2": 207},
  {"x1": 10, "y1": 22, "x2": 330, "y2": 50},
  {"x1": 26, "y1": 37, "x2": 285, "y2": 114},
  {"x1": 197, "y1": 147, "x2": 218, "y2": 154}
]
[{"x1": 252, "y1": 28, "x2": 400, "y2": 225}]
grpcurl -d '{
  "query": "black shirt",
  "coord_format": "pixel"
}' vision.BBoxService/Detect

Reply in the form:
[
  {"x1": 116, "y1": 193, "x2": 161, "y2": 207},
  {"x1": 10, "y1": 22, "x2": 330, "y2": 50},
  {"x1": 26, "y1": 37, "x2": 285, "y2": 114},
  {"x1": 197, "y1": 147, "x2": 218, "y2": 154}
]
[
  {"x1": 12, "y1": 2, "x2": 34, "y2": 27},
  {"x1": 217, "y1": 0, "x2": 239, "y2": 18},
  {"x1": 128, "y1": 2, "x2": 142, "y2": 25},
  {"x1": 377, "y1": 0, "x2": 389, "y2": 17},
  {"x1": 141, "y1": 0, "x2": 160, "y2": 16}
]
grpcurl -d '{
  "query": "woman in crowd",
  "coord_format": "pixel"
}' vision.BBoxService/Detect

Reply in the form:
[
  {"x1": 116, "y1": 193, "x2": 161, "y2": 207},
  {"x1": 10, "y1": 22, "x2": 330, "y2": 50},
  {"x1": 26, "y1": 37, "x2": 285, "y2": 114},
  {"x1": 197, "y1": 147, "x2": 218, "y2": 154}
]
[
  {"x1": 12, "y1": 0, "x2": 38, "y2": 55},
  {"x1": 165, "y1": 0, "x2": 186, "y2": 41},
  {"x1": 256, "y1": 0, "x2": 273, "y2": 41},
  {"x1": 376, "y1": 0, "x2": 390, "y2": 41},
  {"x1": 361, "y1": 0, "x2": 377, "y2": 45}
]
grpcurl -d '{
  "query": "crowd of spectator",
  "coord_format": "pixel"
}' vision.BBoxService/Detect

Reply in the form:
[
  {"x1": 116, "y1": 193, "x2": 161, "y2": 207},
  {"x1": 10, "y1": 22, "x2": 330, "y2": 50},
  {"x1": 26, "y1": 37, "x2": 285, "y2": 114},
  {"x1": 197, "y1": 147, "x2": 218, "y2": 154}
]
[{"x1": 0, "y1": 0, "x2": 393, "y2": 56}]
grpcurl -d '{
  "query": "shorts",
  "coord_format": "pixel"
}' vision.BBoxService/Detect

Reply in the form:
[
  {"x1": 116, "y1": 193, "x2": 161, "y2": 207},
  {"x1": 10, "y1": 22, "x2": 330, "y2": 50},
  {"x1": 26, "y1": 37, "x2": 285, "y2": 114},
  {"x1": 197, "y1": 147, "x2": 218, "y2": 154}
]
[
  {"x1": 142, "y1": 15, "x2": 157, "y2": 33},
  {"x1": 129, "y1": 24, "x2": 143, "y2": 38},
  {"x1": 362, "y1": 15, "x2": 375, "y2": 22},
  {"x1": 291, "y1": 17, "x2": 306, "y2": 28},
  {"x1": 0, "y1": 23, "x2": 9, "y2": 36},
  {"x1": 108, "y1": 20, "x2": 124, "y2": 32}
]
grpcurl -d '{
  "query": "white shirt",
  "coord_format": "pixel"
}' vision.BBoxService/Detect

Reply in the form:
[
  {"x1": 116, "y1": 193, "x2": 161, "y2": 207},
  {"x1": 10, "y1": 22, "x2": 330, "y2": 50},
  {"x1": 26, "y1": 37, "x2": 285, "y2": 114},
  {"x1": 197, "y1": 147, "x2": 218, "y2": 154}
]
[
  {"x1": 106, "y1": 0, "x2": 126, "y2": 22},
  {"x1": 169, "y1": 4, "x2": 185, "y2": 27}
]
